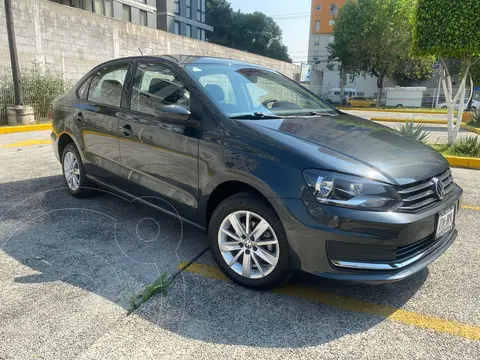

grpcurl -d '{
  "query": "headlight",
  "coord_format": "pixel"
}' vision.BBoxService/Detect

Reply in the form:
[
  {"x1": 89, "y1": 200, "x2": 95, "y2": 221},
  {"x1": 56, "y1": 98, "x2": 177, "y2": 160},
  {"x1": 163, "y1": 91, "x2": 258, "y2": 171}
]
[{"x1": 303, "y1": 170, "x2": 403, "y2": 211}]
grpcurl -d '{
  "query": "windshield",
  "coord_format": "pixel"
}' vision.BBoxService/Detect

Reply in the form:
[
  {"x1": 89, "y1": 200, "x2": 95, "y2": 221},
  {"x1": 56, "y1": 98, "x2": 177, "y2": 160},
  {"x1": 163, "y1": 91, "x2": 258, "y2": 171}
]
[{"x1": 185, "y1": 64, "x2": 337, "y2": 118}]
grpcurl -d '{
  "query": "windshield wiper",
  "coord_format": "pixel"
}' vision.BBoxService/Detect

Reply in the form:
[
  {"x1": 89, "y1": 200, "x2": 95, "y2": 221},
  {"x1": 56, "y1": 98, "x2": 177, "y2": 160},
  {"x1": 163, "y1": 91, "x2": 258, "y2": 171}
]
[{"x1": 229, "y1": 112, "x2": 283, "y2": 120}]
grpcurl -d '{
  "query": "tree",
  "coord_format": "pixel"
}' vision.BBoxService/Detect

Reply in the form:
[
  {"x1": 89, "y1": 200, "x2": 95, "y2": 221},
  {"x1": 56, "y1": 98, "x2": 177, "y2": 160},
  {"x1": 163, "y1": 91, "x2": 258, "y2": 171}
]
[
  {"x1": 327, "y1": 0, "x2": 435, "y2": 106},
  {"x1": 206, "y1": 0, "x2": 291, "y2": 62},
  {"x1": 413, "y1": 0, "x2": 480, "y2": 144}
]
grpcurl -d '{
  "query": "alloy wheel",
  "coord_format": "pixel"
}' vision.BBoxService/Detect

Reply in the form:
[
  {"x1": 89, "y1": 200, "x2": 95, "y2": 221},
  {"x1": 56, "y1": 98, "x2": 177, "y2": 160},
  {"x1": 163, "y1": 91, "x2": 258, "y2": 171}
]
[
  {"x1": 217, "y1": 210, "x2": 280, "y2": 279},
  {"x1": 63, "y1": 151, "x2": 81, "y2": 191}
]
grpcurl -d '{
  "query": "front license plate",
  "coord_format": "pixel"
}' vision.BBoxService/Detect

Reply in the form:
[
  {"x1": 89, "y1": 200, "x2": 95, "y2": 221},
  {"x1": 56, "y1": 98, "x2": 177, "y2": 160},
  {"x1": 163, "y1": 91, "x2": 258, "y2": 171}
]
[{"x1": 436, "y1": 206, "x2": 455, "y2": 239}]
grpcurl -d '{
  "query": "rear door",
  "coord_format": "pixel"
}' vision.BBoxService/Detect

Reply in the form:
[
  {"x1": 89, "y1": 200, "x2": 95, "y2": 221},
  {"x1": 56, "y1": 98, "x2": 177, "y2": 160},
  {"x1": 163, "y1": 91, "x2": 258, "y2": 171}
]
[
  {"x1": 73, "y1": 62, "x2": 131, "y2": 179},
  {"x1": 117, "y1": 61, "x2": 200, "y2": 222}
]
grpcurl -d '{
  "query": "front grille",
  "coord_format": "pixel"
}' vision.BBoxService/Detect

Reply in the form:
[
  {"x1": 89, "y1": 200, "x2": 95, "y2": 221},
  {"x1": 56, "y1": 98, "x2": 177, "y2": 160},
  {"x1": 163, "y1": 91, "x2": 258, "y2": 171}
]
[
  {"x1": 397, "y1": 169, "x2": 454, "y2": 212},
  {"x1": 327, "y1": 234, "x2": 435, "y2": 264}
]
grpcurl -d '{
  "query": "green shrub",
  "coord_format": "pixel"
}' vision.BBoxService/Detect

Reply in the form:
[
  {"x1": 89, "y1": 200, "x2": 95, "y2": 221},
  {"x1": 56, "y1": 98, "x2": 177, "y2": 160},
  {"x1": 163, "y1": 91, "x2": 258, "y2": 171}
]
[
  {"x1": 396, "y1": 121, "x2": 430, "y2": 143},
  {"x1": 450, "y1": 136, "x2": 480, "y2": 157},
  {"x1": 468, "y1": 109, "x2": 480, "y2": 127},
  {"x1": 0, "y1": 62, "x2": 70, "y2": 124}
]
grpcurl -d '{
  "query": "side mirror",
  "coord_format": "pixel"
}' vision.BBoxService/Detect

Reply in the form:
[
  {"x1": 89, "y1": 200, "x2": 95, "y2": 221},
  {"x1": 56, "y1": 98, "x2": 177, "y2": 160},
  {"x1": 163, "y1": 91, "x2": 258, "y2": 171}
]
[{"x1": 160, "y1": 105, "x2": 191, "y2": 120}]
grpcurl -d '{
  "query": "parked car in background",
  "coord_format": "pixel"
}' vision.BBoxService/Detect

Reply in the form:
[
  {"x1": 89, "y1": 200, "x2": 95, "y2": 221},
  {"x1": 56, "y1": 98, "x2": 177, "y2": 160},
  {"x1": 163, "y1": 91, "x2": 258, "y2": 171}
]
[
  {"x1": 326, "y1": 87, "x2": 357, "y2": 104},
  {"x1": 437, "y1": 99, "x2": 479, "y2": 111},
  {"x1": 346, "y1": 96, "x2": 376, "y2": 108},
  {"x1": 51, "y1": 55, "x2": 462, "y2": 289}
]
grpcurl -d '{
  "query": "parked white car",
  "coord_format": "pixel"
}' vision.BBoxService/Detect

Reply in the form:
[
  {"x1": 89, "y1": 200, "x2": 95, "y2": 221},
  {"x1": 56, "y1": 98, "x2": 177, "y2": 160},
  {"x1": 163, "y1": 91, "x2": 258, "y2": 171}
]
[{"x1": 437, "y1": 99, "x2": 480, "y2": 111}]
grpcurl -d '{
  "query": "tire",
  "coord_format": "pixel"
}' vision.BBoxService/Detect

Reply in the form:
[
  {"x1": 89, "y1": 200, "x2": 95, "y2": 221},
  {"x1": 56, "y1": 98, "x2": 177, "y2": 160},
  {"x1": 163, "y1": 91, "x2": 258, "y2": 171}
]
[
  {"x1": 208, "y1": 191, "x2": 291, "y2": 290},
  {"x1": 396, "y1": 104, "x2": 404, "y2": 109},
  {"x1": 442, "y1": 106, "x2": 447, "y2": 109},
  {"x1": 471, "y1": 106, "x2": 477, "y2": 112},
  {"x1": 61, "y1": 143, "x2": 91, "y2": 198}
]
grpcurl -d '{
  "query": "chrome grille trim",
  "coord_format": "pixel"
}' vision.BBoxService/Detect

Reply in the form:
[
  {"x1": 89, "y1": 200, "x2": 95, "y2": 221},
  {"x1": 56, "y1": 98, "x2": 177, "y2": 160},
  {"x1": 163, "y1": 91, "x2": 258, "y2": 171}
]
[{"x1": 398, "y1": 169, "x2": 454, "y2": 212}]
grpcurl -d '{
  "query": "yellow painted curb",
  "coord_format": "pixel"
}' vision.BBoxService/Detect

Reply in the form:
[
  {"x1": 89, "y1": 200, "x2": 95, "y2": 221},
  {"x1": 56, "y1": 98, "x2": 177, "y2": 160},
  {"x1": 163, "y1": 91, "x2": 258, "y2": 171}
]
[
  {"x1": 0, "y1": 123, "x2": 52, "y2": 134},
  {"x1": 371, "y1": 118, "x2": 448, "y2": 125},
  {"x1": 461, "y1": 124, "x2": 480, "y2": 135},
  {"x1": 182, "y1": 262, "x2": 480, "y2": 341},
  {"x1": 445, "y1": 156, "x2": 480, "y2": 169},
  {"x1": 339, "y1": 107, "x2": 456, "y2": 115}
]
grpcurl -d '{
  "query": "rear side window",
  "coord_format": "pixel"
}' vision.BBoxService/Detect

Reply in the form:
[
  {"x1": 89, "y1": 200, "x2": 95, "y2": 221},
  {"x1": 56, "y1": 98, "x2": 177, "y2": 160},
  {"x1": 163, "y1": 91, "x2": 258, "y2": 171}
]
[
  {"x1": 76, "y1": 78, "x2": 91, "y2": 100},
  {"x1": 130, "y1": 62, "x2": 190, "y2": 115},
  {"x1": 88, "y1": 64, "x2": 129, "y2": 107}
]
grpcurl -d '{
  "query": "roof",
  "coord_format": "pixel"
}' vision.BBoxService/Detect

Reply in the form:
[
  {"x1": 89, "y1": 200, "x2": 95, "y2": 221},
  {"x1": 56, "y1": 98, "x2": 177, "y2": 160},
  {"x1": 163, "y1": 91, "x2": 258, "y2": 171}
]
[{"x1": 155, "y1": 55, "x2": 260, "y2": 67}]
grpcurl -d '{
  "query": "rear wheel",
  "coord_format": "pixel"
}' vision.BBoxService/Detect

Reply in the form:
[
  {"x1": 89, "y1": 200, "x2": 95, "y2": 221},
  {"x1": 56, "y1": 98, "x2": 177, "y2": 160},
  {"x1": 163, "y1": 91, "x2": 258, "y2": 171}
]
[
  {"x1": 396, "y1": 104, "x2": 404, "y2": 109},
  {"x1": 208, "y1": 192, "x2": 291, "y2": 289},
  {"x1": 62, "y1": 143, "x2": 91, "y2": 198}
]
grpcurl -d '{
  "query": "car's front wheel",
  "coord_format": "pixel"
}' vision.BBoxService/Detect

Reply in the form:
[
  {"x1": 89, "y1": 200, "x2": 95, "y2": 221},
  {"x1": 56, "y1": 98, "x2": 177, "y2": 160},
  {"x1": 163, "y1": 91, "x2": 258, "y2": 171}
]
[
  {"x1": 62, "y1": 143, "x2": 91, "y2": 198},
  {"x1": 209, "y1": 192, "x2": 291, "y2": 289}
]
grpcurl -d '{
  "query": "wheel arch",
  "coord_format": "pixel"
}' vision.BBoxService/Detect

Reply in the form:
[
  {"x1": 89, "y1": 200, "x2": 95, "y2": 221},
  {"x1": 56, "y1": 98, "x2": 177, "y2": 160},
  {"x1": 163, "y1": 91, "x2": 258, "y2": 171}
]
[{"x1": 200, "y1": 175, "x2": 285, "y2": 231}]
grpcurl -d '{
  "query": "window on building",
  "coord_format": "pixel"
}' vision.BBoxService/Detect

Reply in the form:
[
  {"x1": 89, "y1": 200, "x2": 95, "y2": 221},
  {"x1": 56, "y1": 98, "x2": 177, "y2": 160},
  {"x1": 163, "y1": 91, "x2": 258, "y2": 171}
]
[
  {"x1": 174, "y1": 0, "x2": 180, "y2": 15},
  {"x1": 130, "y1": 62, "x2": 190, "y2": 115},
  {"x1": 174, "y1": 21, "x2": 180, "y2": 35},
  {"x1": 83, "y1": 0, "x2": 93, "y2": 11},
  {"x1": 186, "y1": 24, "x2": 191, "y2": 38},
  {"x1": 123, "y1": 4, "x2": 131, "y2": 22},
  {"x1": 93, "y1": 0, "x2": 103, "y2": 14},
  {"x1": 315, "y1": 20, "x2": 320, "y2": 31},
  {"x1": 197, "y1": 0, "x2": 205, "y2": 22},
  {"x1": 201, "y1": 29, "x2": 206, "y2": 41},
  {"x1": 329, "y1": 20, "x2": 335, "y2": 26},
  {"x1": 316, "y1": 4, "x2": 322, "y2": 11},
  {"x1": 140, "y1": 10, "x2": 148, "y2": 26},
  {"x1": 330, "y1": 4, "x2": 338, "y2": 14},
  {"x1": 313, "y1": 50, "x2": 319, "y2": 61},
  {"x1": 88, "y1": 64, "x2": 129, "y2": 107},
  {"x1": 186, "y1": 0, "x2": 191, "y2": 18},
  {"x1": 197, "y1": 28, "x2": 201, "y2": 40},
  {"x1": 314, "y1": 35, "x2": 320, "y2": 45},
  {"x1": 105, "y1": 0, "x2": 113, "y2": 17}
]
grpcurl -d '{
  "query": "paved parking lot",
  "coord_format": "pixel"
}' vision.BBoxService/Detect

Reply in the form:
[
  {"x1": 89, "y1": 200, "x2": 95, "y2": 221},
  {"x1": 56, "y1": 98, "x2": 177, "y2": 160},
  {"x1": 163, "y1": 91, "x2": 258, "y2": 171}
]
[{"x1": 0, "y1": 130, "x2": 479, "y2": 359}]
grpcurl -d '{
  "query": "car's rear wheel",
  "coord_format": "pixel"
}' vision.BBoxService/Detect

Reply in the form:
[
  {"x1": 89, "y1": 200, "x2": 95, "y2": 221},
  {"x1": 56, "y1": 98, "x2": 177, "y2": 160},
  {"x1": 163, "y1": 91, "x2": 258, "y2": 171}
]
[
  {"x1": 62, "y1": 143, "x2": 91, "y2": 198},
  {"x1": 471, "y1": 106, "x2": 477, "y2": 112},
  {"x1": 208, "y1": 192, "x2": 291, "y2": 289}
]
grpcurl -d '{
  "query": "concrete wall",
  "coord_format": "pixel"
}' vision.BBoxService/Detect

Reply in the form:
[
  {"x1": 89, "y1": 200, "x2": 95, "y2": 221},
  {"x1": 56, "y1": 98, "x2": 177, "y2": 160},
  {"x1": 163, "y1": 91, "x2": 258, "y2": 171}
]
[{"x1": 0, "y1": 0, "x2": 298, "y2": 84}]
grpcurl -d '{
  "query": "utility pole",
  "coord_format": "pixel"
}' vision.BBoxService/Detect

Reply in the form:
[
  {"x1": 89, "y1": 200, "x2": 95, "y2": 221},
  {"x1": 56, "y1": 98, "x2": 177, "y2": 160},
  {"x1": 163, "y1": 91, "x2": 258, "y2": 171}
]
[
  {"x1": 4, "y1": 0, "x2": 34, "y2": 125},
  {"x1": 4, "y1": 0, "x2": 23, "y2": 106}
]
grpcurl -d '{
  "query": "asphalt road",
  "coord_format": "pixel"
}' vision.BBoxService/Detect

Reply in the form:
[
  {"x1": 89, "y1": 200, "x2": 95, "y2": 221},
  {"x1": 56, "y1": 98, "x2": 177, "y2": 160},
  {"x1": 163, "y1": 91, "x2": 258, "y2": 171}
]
[{"x1": 0, "y1": 131, "x2": 479, "y2": 359}]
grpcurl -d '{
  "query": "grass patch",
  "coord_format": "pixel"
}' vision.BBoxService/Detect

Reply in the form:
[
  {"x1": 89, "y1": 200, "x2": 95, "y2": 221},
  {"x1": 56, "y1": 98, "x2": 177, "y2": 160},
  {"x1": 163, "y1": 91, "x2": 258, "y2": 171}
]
[{"x1": 430, "y1": 136, "x2": 480, "y2": 158}]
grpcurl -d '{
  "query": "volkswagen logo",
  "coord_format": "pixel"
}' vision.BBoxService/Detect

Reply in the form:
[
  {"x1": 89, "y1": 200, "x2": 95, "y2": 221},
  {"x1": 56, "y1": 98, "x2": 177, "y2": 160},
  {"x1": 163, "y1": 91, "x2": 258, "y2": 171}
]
[{"x1": 432, "y1": 177, "x2": 445, "y2": 200}]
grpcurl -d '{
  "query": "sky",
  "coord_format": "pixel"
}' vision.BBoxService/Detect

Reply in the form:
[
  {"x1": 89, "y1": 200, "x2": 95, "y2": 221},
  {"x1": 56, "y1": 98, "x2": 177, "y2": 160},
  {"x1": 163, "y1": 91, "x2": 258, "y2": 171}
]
[{"x1": 227, "y1": 0, "x2": 312, "y2": 63}]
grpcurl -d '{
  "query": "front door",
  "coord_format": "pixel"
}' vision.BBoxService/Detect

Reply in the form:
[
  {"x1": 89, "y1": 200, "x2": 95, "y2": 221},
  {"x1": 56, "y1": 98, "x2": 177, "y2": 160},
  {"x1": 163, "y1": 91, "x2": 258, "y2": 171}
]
[
  {"x1": 118, "y1": 61, "x2": 199, "y2": 222},
  {"x1": 73, "y1": 62, "x2": 130, "y2": 179}
]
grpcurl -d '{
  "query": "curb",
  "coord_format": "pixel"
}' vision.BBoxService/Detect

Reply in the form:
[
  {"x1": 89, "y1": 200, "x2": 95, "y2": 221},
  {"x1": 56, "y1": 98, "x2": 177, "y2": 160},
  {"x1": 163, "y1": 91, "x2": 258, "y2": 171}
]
[
  {"x1": 461, "y1": 124, "x2": 480, "y2": 135},
  {"x1": 339, "y1": 107, "x2": 456, "y2": 115},
  {"x1": 0, "y1": 123, "x2": 52, "y2": 134},
  {"x1": 445, "y1": 156, "x2": 480, "y2": 169},
  {"x1": 371, "y1": 118, "x2": 448, "y2": 125}
]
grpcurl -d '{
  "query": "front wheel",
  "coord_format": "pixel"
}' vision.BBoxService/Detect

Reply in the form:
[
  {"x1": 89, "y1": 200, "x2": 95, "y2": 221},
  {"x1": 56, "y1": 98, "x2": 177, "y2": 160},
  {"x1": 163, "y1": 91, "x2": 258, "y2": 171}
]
[{"x1": 208, "y1": 192, "x2": 291, "y2": 289}]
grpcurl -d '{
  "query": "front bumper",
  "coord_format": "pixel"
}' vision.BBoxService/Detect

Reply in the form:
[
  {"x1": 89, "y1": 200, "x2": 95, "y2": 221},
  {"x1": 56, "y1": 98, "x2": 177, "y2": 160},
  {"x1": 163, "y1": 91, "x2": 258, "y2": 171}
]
[{"x1": 279, "y1": 184, "x2": 463, "y2": 283}]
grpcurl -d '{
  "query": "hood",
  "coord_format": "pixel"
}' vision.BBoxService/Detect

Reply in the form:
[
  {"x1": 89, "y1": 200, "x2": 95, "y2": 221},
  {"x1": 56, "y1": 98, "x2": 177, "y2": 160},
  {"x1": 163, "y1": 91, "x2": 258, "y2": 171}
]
[{"x1": 235, "y1": 114, "x2": 449, "y2": 185}]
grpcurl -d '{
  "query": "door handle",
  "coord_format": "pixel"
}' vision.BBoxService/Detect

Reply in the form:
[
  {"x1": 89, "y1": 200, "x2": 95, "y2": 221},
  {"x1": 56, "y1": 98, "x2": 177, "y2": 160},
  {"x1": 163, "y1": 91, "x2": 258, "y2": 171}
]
[
  {"x1": 120, "y1": 124, "x2": 133, "y2": 136},
  {"x1": 74, "y1": 112, "x2": 83, "y2": 122}
]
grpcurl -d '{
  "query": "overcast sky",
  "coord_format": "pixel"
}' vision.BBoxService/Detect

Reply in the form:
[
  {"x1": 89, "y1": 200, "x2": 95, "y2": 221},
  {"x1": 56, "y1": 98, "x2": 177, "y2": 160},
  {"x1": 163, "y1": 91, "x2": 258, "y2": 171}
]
[{"x1": 227, "y1": 0, "x2": 311, "y2": 63}]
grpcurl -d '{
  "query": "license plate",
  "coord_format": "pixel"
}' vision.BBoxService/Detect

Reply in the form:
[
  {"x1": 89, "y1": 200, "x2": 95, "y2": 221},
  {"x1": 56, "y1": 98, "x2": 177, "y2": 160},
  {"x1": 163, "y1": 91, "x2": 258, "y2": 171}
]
[{"x1": 436, "y1": 206, "x2": 455, "y2": 239}]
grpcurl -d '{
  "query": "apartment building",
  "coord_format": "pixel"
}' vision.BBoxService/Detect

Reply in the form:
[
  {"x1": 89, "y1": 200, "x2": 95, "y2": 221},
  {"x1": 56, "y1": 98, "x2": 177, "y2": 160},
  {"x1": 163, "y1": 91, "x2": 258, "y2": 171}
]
[
  {"x1": 307, "y1": 0, "x2": 377, "y2": 96},
  {"x1": 157, "y1": 0, "x2": 213, "y2": 40},
  {"x1": 50, "y1": 0, "x2": 213, "y2": 41}
]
